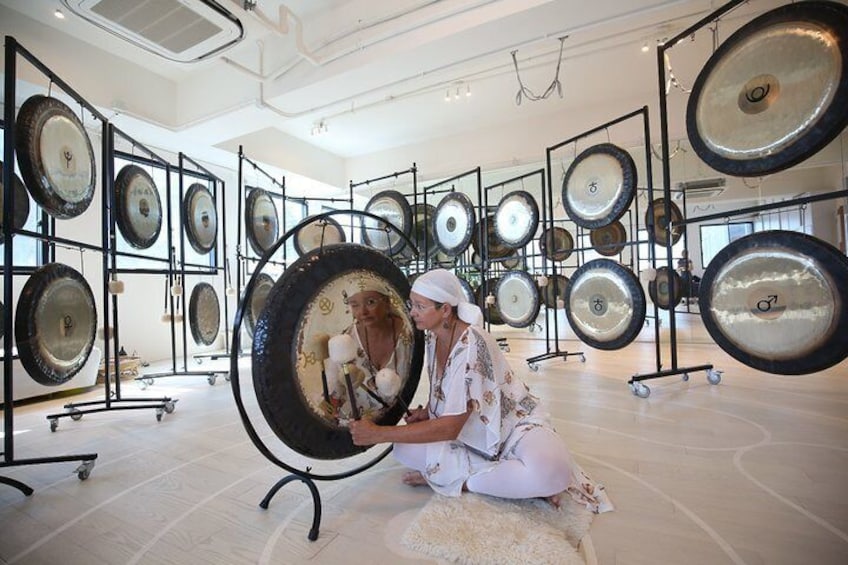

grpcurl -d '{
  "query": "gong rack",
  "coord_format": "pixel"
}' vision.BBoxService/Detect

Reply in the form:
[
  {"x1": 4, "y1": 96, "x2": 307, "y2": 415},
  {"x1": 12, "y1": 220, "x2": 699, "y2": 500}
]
[
  {"x1": 2, "y1": 36, "x2": 106, "y2": 493},
  {"x1": 228, "y1": 207, "x2": 418, "y2": 541},
  {"x1": 140, "y1": 152, "x2": 232, "y2": 386}
]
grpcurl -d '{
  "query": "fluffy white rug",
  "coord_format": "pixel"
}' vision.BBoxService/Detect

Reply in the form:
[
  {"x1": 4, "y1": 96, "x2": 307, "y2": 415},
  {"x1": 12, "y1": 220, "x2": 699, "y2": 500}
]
[{"x1": 401, "y1": 493, "x2": 593, "y2": 565}]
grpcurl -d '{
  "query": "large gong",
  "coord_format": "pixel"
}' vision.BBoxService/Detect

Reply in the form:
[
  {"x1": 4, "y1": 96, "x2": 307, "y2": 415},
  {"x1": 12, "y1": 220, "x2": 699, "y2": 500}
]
[
  {"x1": 433, "y1": 191, "x2": 475, "y2": 256},
  {"x1": 589, "y1": 220, "x2": 627, "y2": 257},
  {"x1": 495, "y1": 271, "x2": 540, "y2": 328},
  {"x1": 294, "y1": 215, "x2": 346, "y2": 256},
  {"x1": 687, "y1": 1, "x2": 848, "y2": 177},
  {"x1": 648, "y1": 266, "x2": 683, "y2": 310},
  {"x1": 245, "y1": 188, "x2": 279, "y2": 256},
  {"x1": 457, "y1": 276, "x2": 475, "y2": 304},
  {"x1": 15, "y1": 95, "x2": 96, "y2": 219},
  {"x1": 14, "y1": 263, "x2": 96, "y2": 385},
  {"x1": 361, "y1": 190, "x2": 412, "y2": 256},
  {"x1": 244, "y1": 273, "x2": 274, "y2": 339},
  {"x1": 565, "y1": 259, "x2": 646, "y2": 350},
  {"x1": 542, "y1": 274, "x2": 570, "y2": 309},
  {"x1": 472, "y1": 216, "x2": 514, "y2": 260},
  {"x1": 494, "y1": 190, "x2": 539, "y2": 249},
  {"x1": 562, "y1": 143, "x2": 637, "y2": 229},
  {"x1": 699, "y1": 230, "x2": 848, "y2": 375},
  {"x1": 476, "y1": 277, "x2": 504, "y2": 326},
  {"x1": 114, "y1": 164, "x2": 162, "y2": 249},
  {"x1": 0, "y1": 161, "x2": 30, "y2": 237},
  {"x1": 645, "y1": 198, "x2": 683, "y2": 247},
  {"x1": 411, "y1": 203, "x2": 439, "y2": 259},
  {"x1": 252, "y1": 243, "x2": 424, "y2": 459},
  {"x1": 184, "y1": 183, "x2": 218, "y2": 254},
  {"x1": 539, "y1": 226, "x2": 574, "y2": 262},
  {"x1": 188, "y1": 282, "x2": 220, "y2": 346}
]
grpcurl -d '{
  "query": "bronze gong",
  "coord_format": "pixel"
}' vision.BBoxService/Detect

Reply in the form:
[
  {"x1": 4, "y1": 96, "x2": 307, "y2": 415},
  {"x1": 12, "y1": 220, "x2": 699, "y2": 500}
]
[
  {"x1": 589, "y1": 220, "x2": 627, "y2": 257},
  {"x1": 495, "y1": 271, "x2": 541, "y2": 328},
  {"x1": 542, "y1": 274, "x2": 570, "y2": 309},
  {"x1": 252, "y1": 243, "x2": 424, "y2": 460},
  {"x1": 562, "y1": 143, "x2": 637, "y2": 229},
  {"x1": 476, "y1": 277, "x2": 505, "y2": 326},
  {"x1": 294, "y1": 215, "x2": 347, "y2": 256},
  {"x1": 15, "y1": 263, "x2": 97, "y2": 385},
  {"x1": 245, "y1": 188, "x2": 279, "y2": 256},
  {"x1": 457, "y1": 276, "x2": 475, "y2": 304},
  {"x1": 494, "y1": 190, "x2": 539, "y2": 249},
  {"x1": 410, "y1": 203, "x2": 439, "y2": 259},
  {"x1": 699, "y1": 230, "x2": 848, "y2": 375},
  {"x1": 539, "y1": 226, "x2": 574, "y2": 262},
  {"x1": 648, "y1": 266, "x2": 683, "y2": 310},
  {"x1": 188, "y1": 282, "x2": 220, "y2": 346},
  {"x1": 472, "y1": 216, "x2": 515, "y2": 260},
  {"x1": 15, "y1": 95, "x2": 96, "y2": 219},
  {"x1": 565, "y1": 259, "x2": 646, "y2": 350},
  {"x1": 433, "y1": 191, "x2": 475, "y2": 257},
  {"x1": 184, "y1": 183, "x2": 218, "y2": 254},
  {"x1": 687, "y1": 1, "x2": 848, "y2": 177},
  {"x1": 114, "y1": 164, "x2": 163, "y2": 249},
  {"x1": 362, "y1": 190, "x2": 412, "y2": 256},
  {"x1": 645, "y1": 198, "x2": 683, "y2": 247},
  {"x1": 0, "y1": 160, "x2": 30, "y2": 238},
  {"x1": 244, "y1": 272, "x2": 274, "y2": 339}
]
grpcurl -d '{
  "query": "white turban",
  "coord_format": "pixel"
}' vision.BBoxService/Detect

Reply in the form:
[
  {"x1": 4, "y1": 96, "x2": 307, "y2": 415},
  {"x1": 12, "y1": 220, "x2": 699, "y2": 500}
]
[{"x1": 411, "y1": 269, "x2": 483, "y2": 327}]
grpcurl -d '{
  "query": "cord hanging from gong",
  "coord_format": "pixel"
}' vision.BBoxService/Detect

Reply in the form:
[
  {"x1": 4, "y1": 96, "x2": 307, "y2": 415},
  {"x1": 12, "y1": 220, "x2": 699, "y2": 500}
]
[{"x1": 511, "y1": 36, "x2": 568, "y2": 105}]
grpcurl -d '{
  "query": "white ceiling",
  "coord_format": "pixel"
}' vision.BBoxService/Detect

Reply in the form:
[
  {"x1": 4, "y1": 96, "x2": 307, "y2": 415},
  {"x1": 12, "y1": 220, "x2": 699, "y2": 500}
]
[{"x1": 1, "y1": 0, "x2": 843, "y2": 196}]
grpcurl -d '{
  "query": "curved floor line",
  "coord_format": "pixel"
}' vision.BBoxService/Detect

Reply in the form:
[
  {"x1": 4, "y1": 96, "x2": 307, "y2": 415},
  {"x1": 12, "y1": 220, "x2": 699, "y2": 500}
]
[
  {"x1": 734, "y1": 445, "x2": 848, "y2": 544},
  {"x1": 546, "y1": 397, "x2": 678, "y2": 423},
  {"x1": 691, "y1": 387, "x2": 848, "y2": 425},
  {"x1": 574, "y1": 451, "x2": 748, "y2": 565}
]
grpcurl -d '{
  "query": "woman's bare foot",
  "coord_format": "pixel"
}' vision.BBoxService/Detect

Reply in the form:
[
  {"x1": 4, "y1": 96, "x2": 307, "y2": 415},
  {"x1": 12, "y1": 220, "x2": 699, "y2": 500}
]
[
  {"x1": 545, "y1": 493, "x2": 562, "y2": 509},
  {"x1": 402, "y1": 471, "x2": 428, "y2": 486}
]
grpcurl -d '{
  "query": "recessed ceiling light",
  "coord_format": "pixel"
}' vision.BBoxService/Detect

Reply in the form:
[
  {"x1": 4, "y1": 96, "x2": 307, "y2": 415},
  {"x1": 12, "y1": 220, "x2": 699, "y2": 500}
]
[{"x1": 54, "y1": 8, "x2": 65, "y2": 19}]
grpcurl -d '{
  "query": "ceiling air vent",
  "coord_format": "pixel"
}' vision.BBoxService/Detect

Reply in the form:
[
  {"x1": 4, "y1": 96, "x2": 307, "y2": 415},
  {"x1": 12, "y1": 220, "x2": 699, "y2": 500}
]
[
  {"x1": 674, "y1": 177, "x2": 726, "y2": 200},
  {"x1": 61, "y1": 0, "x2": 243, "y2": 63}
]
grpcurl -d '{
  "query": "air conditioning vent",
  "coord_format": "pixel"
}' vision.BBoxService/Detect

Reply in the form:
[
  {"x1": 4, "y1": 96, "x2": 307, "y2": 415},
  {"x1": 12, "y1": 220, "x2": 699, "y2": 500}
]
[
  {"x1": 674, "y1": 178, "x2": 726, "y2": 201},
  {"x1": 62, "y1": 0, "x2": 243, "y2": 62}
]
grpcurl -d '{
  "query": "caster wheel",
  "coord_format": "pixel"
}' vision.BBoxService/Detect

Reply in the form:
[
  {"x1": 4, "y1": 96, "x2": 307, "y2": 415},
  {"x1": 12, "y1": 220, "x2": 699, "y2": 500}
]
[
  {"x1": 505, "y1": 347, "x2": 511, "y2": 353},
  {"x1": 633, "y1": 383, "x2": 650, "y2": 398},
  {"x1": 70, "y1": 409, "x2": 83, "y2": 421},
  {"x1": 137, "y1": 380, "x2": 148, "y2": 391},
  {"x1": 164, "y1": 401, "x2": 176, "y2": 414},
  {"x1": 196, "y1": 358, "x2": 203, "y2": 365},
  {"x1": 580, "y1": 354, "x2": 586, "y2": 363},
  {"x1": 145, "y1": 377, "x2": 154, "y2": 385},
  {"x1": 681, "y1": 373, "x2": 690, "y2": 382},
  {"x1": 49, "y1": 418, "x2": 58, "y2": 433},
  {"x1": 156, "y1": 408, "x2": 164, "y2": 422},
  {"x1": 528, "y1": 363, "x2": 539, "y2": 372},
  {"x1": 225, "y1": 374, "x2": 231, "y2": 382},
  {"x1": 707, "y1": 369, "x2": 722, "y2": 385},
  {"x1": 207, "y1": 375, "x2": 217, "y2": 386},
  {"x1": 75, "y1": 460, "x2": 95, "y2": 481}
]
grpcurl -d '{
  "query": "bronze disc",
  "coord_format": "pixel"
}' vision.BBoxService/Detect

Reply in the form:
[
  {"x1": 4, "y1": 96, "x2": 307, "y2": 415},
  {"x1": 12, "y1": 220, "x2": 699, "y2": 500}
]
[
  {"x1": 539, "y1": 226, "x2": 574, "y2": 262},
  {"x1": 542, "y1": 274, "x2": 570, "y2": 309},
  {"x1": 245, "y1": 188, "x2": 279, "y2": 256},
  {"x1": 189, "y1": 282, "x2": 220, "y2": 346},
  {"x1": 645, "y1": 198, "x2": 683, "y2": 247},
  {"x1": 184, "y1": 183, "x2": 218, "y2": 254},
  {"x1": 294, "y1": 216, "x2": 346, "y2": 256},
  {"x1": 648, "y1": 267, "x2": 683, "y2": 310},
  {"x1": 362, "y1": 190, "x2": 412, "y2": 256},
  {"x1": 114, "y1": 164, "x2": 163, "y2": 249},
  {"x1": 494, "y1": 190, "x2": 539, "y2": 249},
  {"x1": 699, "y1": 230, "x2": 848, "y2": 375},
  {"x1": 476, "y1": 277, "x2": 504, "y2": 325},
  {"x1": 245, "y1": 273, "x2": 274, "y2": 339},
  {"x1": 14, "y1": 263, "x2": 97, "y2": 385},
  {"x1": 472, "y1": 216, "x2": 515, "y2": 260},
  {"x1": 562, "y1": 143, "x2": 637, "y2": 229},
  {"x1": 495, "y1": 271, "x2": 541, "y2": 328},
  {"x1": 0, "y1": 160, "x2": 30, "y2": 237},
  {"x1": 687, "y1": 1, "x2": 848, "y2": 176},
  {"x1": 411, "y1": 203, "x2": 439, "y2": 259},
  {"x1": 433, "y1": 191, "x2": 475, "y2": 256},
  {"x1": 589, "y1": 220, "x2": 627, "y2": 256}
]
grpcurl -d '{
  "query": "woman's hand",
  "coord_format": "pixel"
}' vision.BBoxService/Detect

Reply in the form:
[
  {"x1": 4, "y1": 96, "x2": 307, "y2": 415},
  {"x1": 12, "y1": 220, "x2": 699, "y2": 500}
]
[
  {"x1": 349, "y1": 419, "x2": 383, "y2": 446},
  {"x1": 404, "y1": 405, "x2": 429, "y2": 424}
]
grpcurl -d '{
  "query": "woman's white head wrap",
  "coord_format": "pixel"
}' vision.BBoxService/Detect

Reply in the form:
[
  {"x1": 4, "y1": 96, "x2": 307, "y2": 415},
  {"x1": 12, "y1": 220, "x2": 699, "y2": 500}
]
[{"x1": 411, "y1": 269, "x2": 484, "y2": 327}]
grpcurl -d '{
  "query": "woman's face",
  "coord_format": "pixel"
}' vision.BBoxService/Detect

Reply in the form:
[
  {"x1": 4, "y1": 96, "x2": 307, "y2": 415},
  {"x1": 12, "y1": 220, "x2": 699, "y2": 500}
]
[
  {"x1": 348, "y1": 291, "x2": 391, "y2": 327},
  {"x1": 407, "y1": 291, "x2": 444, "y2": 331}
]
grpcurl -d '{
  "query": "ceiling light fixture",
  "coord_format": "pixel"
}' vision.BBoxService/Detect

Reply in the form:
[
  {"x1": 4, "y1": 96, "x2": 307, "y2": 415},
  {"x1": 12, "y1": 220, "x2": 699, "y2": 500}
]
[
  {"x1": 641, "y1": 42, "x2": 650, "y2": 53},
  {"x1": 311, "y1": 120, "x2": 328, "y2": 136},
  {"x1": 445, "y1": 89, "x2": 451, "y2": 102},
  {"x1": 54, "y1": 8, "x2": 65, "y2": 19},
  {"x1": 454, "y1": 87, "x2": 460, "y2": 100},
  {"x1": 466, "y1": 84, "x2": 471, "y2": 97}
]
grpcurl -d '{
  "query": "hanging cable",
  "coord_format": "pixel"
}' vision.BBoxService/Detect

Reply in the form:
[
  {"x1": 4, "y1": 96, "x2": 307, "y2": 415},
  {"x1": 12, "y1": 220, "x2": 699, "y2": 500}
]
[{"x1": 511, "y1": 36, "x2": 568, "y2": 105}]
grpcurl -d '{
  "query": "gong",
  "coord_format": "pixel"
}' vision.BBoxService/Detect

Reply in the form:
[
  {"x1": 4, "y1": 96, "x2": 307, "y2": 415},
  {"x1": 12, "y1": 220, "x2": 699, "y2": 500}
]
[
  {"x1": 362, "y1": 190, "x2": 412, "y2": 256},
  {"x1": 476, "y1": 277, "x2": 504, "y2": 326},
  {"x1": 184, "y1": 183, "x2": 218, "y2": 255},
  {"x1": 14, "y1": 263, "x2": 96, "y2": 385},
  {"x1": 245, "y1": 272, "x2": 274, "y2": 339},
  {"x1": 687, "y1": 1, "x2": 848, "y2": 177},
  {"x1": 433, "y1": 191, "x2": 475, "y2": 256},
  {"x1": 15, "y1": 95, "x2": 96, "y2": 219},
  {"x1": 562, "y1": 143, "x2": 637, "y2": 229},
  {"x1": 500, "y1": 255, "x2": 524, "y2": 270},
  {"x1": 645, "y1": 198, "x2": 683, "y2": 247},
  {"x1": 539, "y1": 226, "x2": 574, "y2": 262},
  {"x1": 494, "y1": 190, "x2": 539, "y2": 249},
  {"x1": 245, "y1": 188, "x2": 279, "y2": 256},
  {"x1": 0, "y1": 161, "x2": 30, "y2": 238},
  {"x1": 114, "y1": 164, "x2": 162, "y2": 249},
  {"x1": 565, "y1": 259, "x2": 646, "y2": 350},
  {"x1": 495, "y1": 271, "x2": 541, "y2": 328},
  {"x1": 411, "y1": 203, "x2": 439, "y2": 259},
  {"x1": 472, "y1": 216, "x2": 515, "y2": 260},
  {"x1": 699, "y1": 230, "x2": 848, "y2": 375},
  {"x1": 648, "y1": 267, "x2": 683, "y2": 310},
  {"x1": 188, "y1": 282, "x2": 220, "y2": 346},
  {"x1": 542, "y1": 274, "x2": 570, "y2": 309},
  {"x1": 457, "y1": 276, "x2": 475, "y2": 304},
  {"x1": 294, "y1": 216, "x2": 347, "y2": 256},
  {"x1": 589, "y1": 220, "x2": 627, "y2": 256},
  {"x1": 252, "y1": 243, "x2": 424, "y2": 459}
]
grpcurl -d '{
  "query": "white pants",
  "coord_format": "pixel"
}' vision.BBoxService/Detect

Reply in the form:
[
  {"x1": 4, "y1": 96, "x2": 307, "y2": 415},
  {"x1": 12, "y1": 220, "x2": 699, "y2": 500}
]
[{"x1": 393, "y1": 427, "x2": 574, "y2": 499}]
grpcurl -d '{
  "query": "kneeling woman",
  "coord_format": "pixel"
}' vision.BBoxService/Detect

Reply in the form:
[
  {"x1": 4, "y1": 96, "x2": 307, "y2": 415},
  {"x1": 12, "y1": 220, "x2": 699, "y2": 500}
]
[{"x1": 349, "y1": 269, "x2": 612, "y2": 512}]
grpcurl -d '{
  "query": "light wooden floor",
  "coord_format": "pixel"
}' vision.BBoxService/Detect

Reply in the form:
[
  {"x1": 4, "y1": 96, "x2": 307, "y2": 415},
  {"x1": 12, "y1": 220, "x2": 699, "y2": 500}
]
[{"x1": 2, "y1": 321, "x2": 848, "y2": 564}]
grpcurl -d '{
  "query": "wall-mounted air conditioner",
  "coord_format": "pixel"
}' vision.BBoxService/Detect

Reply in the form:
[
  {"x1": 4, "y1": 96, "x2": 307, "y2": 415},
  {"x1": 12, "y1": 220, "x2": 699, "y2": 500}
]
[
  {"x1": 674, "y1": 177, "x2": 726, "y2": 200},
  {"x1": 62, "y1": 0, "x2": 244, "y2": 63}
]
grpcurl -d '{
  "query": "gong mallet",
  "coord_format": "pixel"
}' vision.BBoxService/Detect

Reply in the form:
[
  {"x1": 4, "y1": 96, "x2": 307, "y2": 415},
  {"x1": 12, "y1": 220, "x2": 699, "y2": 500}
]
[
  {"x1": 327, "y1": 334, "x2": 361, "y2": 420},
  {"x1": 376, "y1": 368, "x2": 412, "y2": 417}
]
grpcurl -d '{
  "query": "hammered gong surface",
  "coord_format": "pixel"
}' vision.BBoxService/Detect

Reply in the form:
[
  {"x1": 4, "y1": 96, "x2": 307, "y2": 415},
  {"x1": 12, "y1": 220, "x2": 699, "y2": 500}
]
[
  {"x1": 114, "y1": 164, "x2": 162, "y2": 249},
  {"x1": 687, "y1": 1, "x2": 848, "y2": 177},
  {"x1": 539, "y1": 226, "x2": 574, "y2": 262},
  {"x1": 495, "y1": 271, "x2": 540, "y2": 328},
  {"x1": 189, "y1": 282, "x2": 220, "y2": 346},
  {"x1": 184, "y1": 184, "x2": 218, "y2": 254},
  {"x1": 362, "y1": 190, "x2": 412, "y2": 255},
  {"x1": 589, "y1": 220, "x2": 627, "y2": 256},
  {"x1": 294, "y1": 216, "x2": 346, "y2": 256},
  {"x1": 562, "y1": 143, "x2": 636, "y2": 229},
  {"x1": 648, "y1": 266, "x2": 682, "y2": 310},
  {"x1": 699, "y1": 230, "x2": 848, "y2": 374},
  {"x1": 494, "y1": 190, "x2": 539, "y2": 249},
  {"x1": 565, "y1": 259, "x2": 646, "y2": 350},
  {"x1": 245, "y1": 188, "x2": 279, "y2": 256},
  {"x1": 245, "y1": 273, "x2": 274, "y2": 339},
  {"x1": 433, "y1": 191, "x2": 475, "y2": 256},
  {"x1": 472, "y1": 216, "x2": 514, "y2": 260},
  {"x1": 645, "y1": 198, "x2": 683, "y2": 247}
]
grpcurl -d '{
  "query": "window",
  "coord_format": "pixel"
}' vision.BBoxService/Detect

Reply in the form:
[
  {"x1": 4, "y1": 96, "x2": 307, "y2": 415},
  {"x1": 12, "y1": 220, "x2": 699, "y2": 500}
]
[
  {"x1": 1, "y1": 130, "x2": 43, "y2": 268},
  {"x1": 699, "y1": 222, "x2": 753, "y2": 267}
]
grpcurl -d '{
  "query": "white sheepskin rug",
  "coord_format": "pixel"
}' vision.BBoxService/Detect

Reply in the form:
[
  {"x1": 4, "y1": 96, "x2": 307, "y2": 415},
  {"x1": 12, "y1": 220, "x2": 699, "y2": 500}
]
[{"x1": 401, "y1": 493, "x2": 593, "y2": 564}]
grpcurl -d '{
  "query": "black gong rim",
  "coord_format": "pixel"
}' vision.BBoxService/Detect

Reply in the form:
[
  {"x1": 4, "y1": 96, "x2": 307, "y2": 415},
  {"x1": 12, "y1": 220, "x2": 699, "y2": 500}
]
[
  {"x1": 493, "y1": 190, "x2": 539, "y2": 249},
  {"x1": 114, "y1": 164, "x2": 163, "y2": 249},
  {"x1": 562, "y1": 143, "x2": 637, "y2": 230},
  {"x1": 433, "y1": 191, "x2": 475, "y2": 256},
  {"x1": 362, "y1": 190, "x2": 413, "y2": 256},
  {"x1": 0, "y1": 160, "x2": 30, "y2": 238},
  {"x1": 188, "y1": 282, "x2": 221, "y2": 346},
  {"x1": 252, "y1": 243, "x2": 425, "y2": 460},
  {"x1": 495, "y1": 270, "x2": 541, "y2": 328},
  {"x1": 686, "y1": 1, "x2": 848, "y2": 177},
  {"x1": 183, "y1": 183, "x2": 218, "y2": 255},
  {"x1": 245, "y1": 188, "x2": 280, "y2": 256},
  {"x1": 699, "y1": 230, "x2": 848, "y2": 375}
]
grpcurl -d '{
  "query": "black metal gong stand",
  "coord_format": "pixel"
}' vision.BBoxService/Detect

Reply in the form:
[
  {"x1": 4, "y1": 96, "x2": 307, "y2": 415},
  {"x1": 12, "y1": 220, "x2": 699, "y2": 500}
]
[
  {"x1": 139, "y1": 153, "x2": 230, "y2": 386},
  {"x1": 2, "y1": 36, "x2": 98, "y2": 493},
  {"x1": 46, "y1": 124, "x2": 180, "y2": 429}
]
